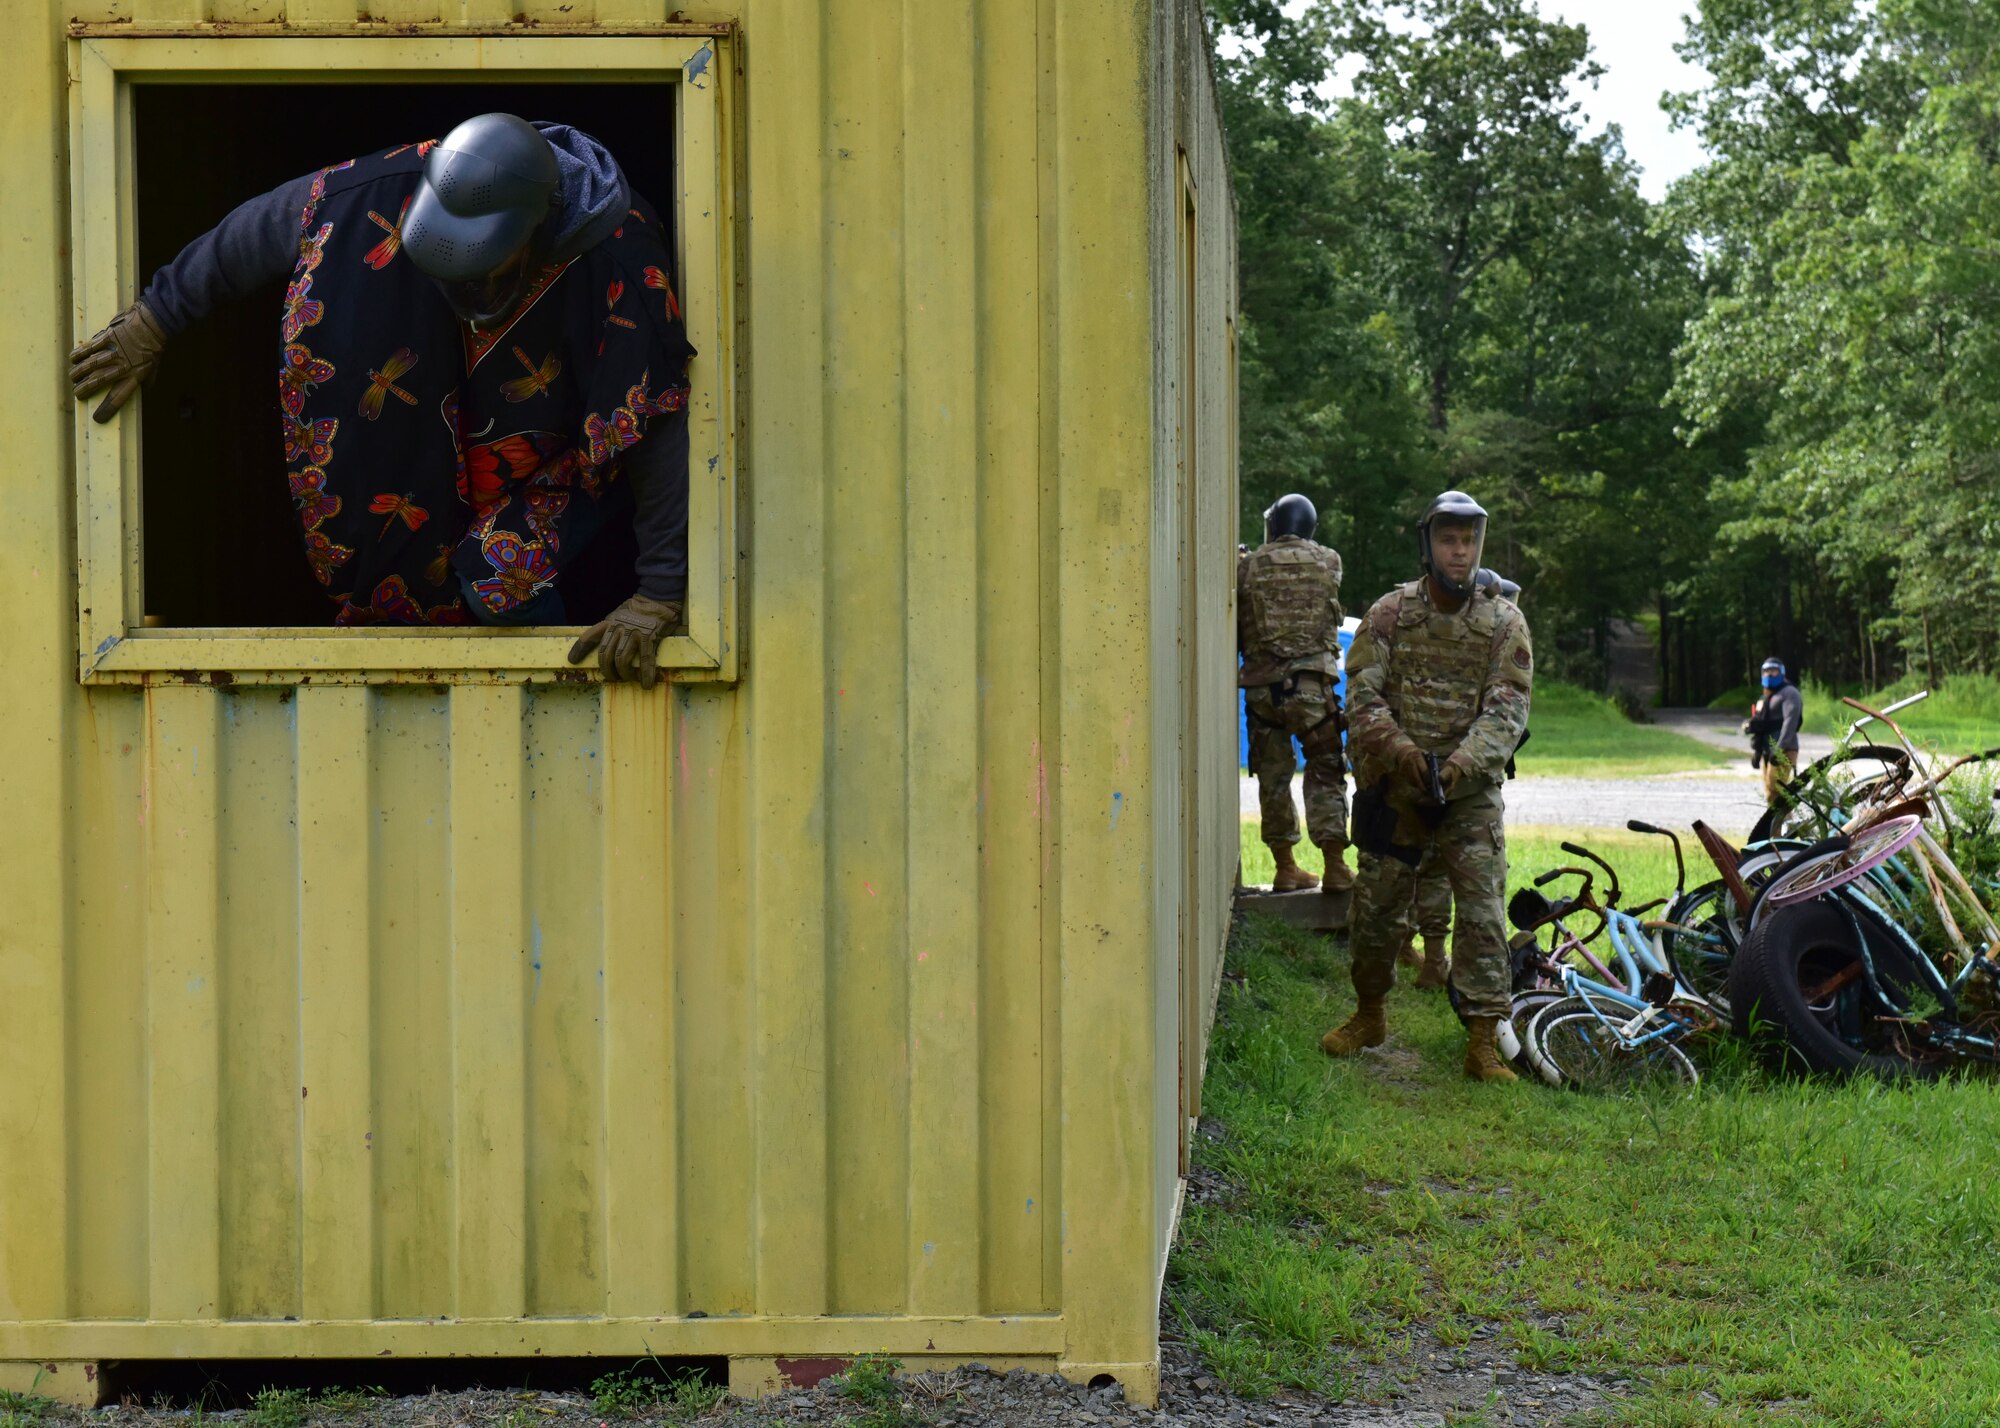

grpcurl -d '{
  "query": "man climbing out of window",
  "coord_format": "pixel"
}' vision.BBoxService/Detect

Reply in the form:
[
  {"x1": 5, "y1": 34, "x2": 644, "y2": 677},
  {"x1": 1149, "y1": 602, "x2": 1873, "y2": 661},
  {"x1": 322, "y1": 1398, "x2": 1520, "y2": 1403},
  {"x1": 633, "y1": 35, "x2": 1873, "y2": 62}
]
[{"x1": 71, "y1": 113, "x2": 692, "y2": 686}]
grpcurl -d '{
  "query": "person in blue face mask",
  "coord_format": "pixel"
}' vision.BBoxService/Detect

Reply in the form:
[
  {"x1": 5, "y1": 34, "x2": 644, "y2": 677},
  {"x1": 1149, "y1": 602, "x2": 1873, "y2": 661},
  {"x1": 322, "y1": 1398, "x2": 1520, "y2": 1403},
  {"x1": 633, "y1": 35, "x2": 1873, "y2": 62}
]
[{"x1": 1744, "y1": 657, "x2": 1805, "y2": 804}]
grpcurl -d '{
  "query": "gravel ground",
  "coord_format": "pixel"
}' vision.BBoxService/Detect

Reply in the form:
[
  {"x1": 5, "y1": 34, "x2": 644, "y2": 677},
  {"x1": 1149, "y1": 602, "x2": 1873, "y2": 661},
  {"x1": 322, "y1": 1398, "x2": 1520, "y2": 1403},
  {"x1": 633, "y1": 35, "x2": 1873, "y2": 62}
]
[{"x1": 34, "y1": 1342, "x2": 1630, "y2": 1428}]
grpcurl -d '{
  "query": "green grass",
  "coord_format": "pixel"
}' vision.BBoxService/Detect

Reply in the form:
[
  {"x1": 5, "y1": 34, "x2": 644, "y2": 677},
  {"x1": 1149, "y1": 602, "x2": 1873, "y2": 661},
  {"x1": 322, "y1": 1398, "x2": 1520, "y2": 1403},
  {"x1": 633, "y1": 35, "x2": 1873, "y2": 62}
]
[
  {"x1": 1519, "y1": 682, "x2": 1735, "y2": 777},
  {"x1": 1243, "y1": 819, "x2": 1688, "y2": 895},
  {"x1": 1246, "y1": 680, "x2": 1730, "y2": 782},
  {"x1": 1180, "y1": 831, "x2": 2000, "y2": 1426}
]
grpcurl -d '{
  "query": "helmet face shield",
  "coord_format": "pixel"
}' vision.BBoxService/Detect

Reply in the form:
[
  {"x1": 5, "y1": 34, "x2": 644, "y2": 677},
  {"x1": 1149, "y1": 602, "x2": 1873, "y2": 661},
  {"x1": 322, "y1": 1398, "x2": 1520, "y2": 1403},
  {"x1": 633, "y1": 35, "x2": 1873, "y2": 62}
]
[
  {"x1": 1417, "y1": 490, "x2": 1490, "y2": 598},
  {"x1": 1421, "y1": 516, "x2": 1486, "y2": 595},
  {"x1": 403, "y1": 113, "x2": 560, "y2": 327},
  {"x1": 431, "y1": 236, "x2": 543, "y2": 329}
]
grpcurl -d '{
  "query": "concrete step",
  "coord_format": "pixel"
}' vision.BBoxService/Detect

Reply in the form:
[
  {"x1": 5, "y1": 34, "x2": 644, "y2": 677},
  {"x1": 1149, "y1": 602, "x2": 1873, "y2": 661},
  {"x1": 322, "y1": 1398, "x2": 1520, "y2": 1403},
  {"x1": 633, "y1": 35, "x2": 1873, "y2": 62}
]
[{"x1": 1235, "y1": 885, "x2": 1350, "y2": 933}]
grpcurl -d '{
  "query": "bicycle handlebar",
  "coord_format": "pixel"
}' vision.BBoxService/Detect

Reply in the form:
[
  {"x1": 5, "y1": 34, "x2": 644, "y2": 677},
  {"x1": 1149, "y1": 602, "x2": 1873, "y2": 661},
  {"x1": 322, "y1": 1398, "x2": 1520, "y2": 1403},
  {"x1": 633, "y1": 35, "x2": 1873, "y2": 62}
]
[
  {"x1": 1625, "y1": 819, "x2": 1688, "y2": 894},
  {"x1": 1560, "y1": 839, "x2": 1623, "y2": 907}
]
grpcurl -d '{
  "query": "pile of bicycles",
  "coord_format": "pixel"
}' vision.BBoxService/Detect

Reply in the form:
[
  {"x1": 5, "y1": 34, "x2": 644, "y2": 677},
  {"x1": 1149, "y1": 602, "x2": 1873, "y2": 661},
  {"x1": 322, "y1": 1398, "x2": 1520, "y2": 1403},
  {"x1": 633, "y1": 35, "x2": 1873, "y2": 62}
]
[
  {"x1": 1708, "y1": 694, "x2": 2000, "y2": 1077},
  {"x1": 1474, "y1": 824, "x2": 1731, "y2": 1090},
  {"x1": 1487, "y1": 690, "x2": 2000, "y2": 1088}
]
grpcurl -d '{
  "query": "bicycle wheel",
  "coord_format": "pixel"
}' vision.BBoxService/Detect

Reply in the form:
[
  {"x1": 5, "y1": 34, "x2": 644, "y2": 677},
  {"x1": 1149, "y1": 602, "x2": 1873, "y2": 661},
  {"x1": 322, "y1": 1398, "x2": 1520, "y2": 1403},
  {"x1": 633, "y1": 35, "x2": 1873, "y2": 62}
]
[
  {"x1": 1658, "y1": 846, "x2": 1800, "y2": 1017},
  {"x1": 1758, "y1": 815, "x2": 1924, "y2": 915},
  {"x1": 1534, "y1": 1011, "x2": 1700, "y2": 1092},
  {"x1": 1751, "y1": 745, "x2": 1909, "y2": 842},
  {"x1": 1522, "y1": 995, "x2": 1596, "y2": 1087},
  {"x1": 1507, "y1": 991, "x2": 1565, "y2": 1072},
  {"x1": 1663, "y1": 880, "x2": 1737, "y2": 1012}
]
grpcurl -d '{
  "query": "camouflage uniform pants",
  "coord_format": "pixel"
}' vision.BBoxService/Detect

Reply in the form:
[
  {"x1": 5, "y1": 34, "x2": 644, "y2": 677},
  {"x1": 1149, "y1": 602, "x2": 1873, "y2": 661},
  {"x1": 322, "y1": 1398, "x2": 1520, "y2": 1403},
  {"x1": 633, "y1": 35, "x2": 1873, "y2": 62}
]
[
  {"x1": 1410, "y1": 847, "x2": 1452, "y2": 941},
  {"x1": 1350, "y1": 788, "x2": 1510, "y2": 1019},
  {"x1": 1762, "y1": 747, "x2": 1797, "y2": 807},
  {"x1": 1246, "y1": 674, "x2": 1348, "y2": 849}
]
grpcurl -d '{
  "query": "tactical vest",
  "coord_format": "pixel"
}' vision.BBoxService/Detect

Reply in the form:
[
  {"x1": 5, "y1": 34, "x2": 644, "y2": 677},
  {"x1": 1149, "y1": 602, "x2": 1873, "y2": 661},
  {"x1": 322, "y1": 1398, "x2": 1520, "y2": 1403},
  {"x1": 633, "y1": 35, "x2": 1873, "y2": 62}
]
[
  {"x1": 1241, "y1": 538, "x2": 1342, "y2": 664},
  {"x1": 1375, "y1": 578, "x2": 1513, "y2": 752}
]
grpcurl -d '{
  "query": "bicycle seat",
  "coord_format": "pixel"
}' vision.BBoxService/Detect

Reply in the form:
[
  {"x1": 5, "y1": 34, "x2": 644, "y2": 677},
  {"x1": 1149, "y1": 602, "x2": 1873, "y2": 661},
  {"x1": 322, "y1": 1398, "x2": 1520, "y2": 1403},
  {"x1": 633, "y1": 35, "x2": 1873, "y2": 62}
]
[{"x1": 1508, "y1": 886, "x2": 1575, "y2": 932}]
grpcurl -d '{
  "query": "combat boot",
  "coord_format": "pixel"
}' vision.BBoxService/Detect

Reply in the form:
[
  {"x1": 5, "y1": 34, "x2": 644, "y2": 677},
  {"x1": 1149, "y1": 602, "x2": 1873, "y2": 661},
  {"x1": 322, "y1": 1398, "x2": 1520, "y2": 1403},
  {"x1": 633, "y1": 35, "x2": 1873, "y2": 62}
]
[
  {"x1": 1396, "y1": 939, "x2": 1423, "y2": 972},
  {"x1": 1463, "y1": 1017, "x2": 1519, "y2": 1083},
  {"x1": 1415, "y1": 937, "x2": 1451, "y2": 991},
  {"x1": 1317, "y1": 841, "x2": 1355, "y2": 894},
  {"x1": 1319, "y1": 995, "x2": 1387, "y2": 1057},
  {"x1": 1269, "y1": 843, "x2": 1320, "y2": 892}
]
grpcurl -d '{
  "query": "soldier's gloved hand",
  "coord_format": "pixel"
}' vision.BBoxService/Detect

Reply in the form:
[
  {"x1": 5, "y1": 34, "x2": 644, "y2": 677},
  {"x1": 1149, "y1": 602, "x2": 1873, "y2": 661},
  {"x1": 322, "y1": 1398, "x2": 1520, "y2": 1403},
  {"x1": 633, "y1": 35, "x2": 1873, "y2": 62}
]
[
  {"x1": 567, "y1": 594, "x2": 682, "y2": 689},
  {"x1": 1395, "y1": 744, "x2": 1432, "y2": 792},
  {"x1": 71, "y1": 300, "x2": 168, "y2": 423}
]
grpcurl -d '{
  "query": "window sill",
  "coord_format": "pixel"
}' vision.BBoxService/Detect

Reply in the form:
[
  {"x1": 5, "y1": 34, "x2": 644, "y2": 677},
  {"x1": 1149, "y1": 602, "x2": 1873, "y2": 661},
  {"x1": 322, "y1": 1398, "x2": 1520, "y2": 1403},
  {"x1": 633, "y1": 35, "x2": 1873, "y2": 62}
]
[{"x1": 81, "y1": 627, "x2": 724, "y2": 686}]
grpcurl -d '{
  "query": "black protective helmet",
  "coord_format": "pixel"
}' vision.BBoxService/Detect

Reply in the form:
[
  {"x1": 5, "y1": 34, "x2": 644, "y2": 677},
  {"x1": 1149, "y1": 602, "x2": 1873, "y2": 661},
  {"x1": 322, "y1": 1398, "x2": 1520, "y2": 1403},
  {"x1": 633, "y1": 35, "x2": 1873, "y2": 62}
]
[
  {"x1": 1417, "y1": 490, "x2": 1488, "y2": 599},
  {"x1": 1474, "y1": 567, "x2": 1520, "y2": 601},
  {"x1": 404, "y1": 114, "x2": 561, "y2": 325},
  {"x1": 1263, "y1": 493, "x2": 1317, "y2": 544}
]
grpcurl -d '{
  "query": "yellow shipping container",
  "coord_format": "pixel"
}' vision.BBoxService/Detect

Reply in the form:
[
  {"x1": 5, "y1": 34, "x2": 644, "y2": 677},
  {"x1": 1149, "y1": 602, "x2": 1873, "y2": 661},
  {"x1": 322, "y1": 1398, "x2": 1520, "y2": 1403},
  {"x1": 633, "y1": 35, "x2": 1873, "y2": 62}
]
[{"x1": 0, "y1": 0, "x2": 1238, "y2": 1407}]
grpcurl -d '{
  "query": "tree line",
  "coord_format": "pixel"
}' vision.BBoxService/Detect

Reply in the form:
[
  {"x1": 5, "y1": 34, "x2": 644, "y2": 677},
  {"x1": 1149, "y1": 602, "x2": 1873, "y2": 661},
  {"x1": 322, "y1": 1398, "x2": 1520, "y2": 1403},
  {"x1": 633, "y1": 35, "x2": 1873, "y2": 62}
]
[{"x1": 1218, "y1": 0, "x2": 2000, "y2": 702}]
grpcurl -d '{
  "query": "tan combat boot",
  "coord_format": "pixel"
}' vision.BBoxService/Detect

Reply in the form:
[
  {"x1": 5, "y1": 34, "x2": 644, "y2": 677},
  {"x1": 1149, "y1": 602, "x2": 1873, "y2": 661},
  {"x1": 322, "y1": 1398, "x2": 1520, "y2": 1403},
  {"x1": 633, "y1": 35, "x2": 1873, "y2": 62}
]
[
  {"x1": 1396, "y1": 938, "x2": 1423, "y2": 972},
  {"x1": 1269, "y1": 843, "x2": 1320, "y2": 892},
  {"x1": 1415, "y1": 937, "x2": 1451, "y2": 991},
  {"x1": 1463, "y1": 1017, "x2": 1519, "y2": 1083},
  {"x1": 1317, "y1": 841, "x2": 1355, "y2": 894},
  {"x1": 1319, "y1": 995, "x2": 1387, "y2": 1057}
]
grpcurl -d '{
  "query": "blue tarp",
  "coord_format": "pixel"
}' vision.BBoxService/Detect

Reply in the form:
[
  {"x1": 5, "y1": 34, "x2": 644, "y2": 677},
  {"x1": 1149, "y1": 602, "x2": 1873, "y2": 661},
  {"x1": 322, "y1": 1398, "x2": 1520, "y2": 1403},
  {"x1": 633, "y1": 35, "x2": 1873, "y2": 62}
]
[{"x1": 1239, "y1": 617, "x2": 1360, "y2": 771}]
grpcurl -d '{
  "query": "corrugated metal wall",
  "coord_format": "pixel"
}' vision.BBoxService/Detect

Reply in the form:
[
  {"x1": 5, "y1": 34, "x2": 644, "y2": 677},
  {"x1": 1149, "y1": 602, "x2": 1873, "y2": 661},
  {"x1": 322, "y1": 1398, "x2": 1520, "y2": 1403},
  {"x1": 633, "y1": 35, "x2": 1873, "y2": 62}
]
[
  {"x1": 0, "y1": 0, "x2": 1234, "y2": 1395},
  {"x1": 1146, "y1": 0, "x2": 1241, "y2": 1278}
]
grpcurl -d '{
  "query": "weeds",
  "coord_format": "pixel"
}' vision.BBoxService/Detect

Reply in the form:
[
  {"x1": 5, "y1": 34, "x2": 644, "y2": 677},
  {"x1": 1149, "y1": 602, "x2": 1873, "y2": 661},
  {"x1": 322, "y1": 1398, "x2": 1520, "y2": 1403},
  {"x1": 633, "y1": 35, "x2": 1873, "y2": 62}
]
[
  {"x1": 832, "y1": 1357, "x2": 924, "y2": 1428},
  {"x1": 249, "y1": 1388, "x2": 309, "y2": 1428},
  {"x1": 589, "y1": 1364, "x2": 725, "y2": 1423},
  {"x1": 313, "y1": 1386, "x2": 386, "y2": 1417},
  {"x1": 0, "y1": 1379, "x2": 54, "y2": 1428}
]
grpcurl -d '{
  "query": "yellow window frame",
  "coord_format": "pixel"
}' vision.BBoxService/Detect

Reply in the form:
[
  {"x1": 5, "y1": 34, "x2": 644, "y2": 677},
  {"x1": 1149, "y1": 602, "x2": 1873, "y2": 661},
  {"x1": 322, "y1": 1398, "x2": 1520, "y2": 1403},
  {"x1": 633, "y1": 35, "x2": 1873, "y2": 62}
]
[{"x1": 67, "y1": 32, "x2": 738, "y2": 685}]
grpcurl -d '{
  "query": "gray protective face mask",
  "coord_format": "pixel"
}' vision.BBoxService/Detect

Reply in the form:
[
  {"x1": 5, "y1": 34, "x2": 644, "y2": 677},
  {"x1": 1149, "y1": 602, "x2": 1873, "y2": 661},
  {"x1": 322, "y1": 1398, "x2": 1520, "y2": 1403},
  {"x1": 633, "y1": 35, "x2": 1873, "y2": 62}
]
[{"x1": 434, "y1": 242, "x2": 542, "y2": 329}]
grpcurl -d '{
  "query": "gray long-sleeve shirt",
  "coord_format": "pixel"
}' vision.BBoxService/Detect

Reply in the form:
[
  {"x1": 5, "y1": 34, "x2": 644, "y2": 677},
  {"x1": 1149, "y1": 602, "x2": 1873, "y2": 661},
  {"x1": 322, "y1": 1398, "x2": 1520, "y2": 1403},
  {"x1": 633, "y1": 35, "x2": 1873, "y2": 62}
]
[{"x1": 1769, "y1": 682, "x2": 1804, "y2": 752}]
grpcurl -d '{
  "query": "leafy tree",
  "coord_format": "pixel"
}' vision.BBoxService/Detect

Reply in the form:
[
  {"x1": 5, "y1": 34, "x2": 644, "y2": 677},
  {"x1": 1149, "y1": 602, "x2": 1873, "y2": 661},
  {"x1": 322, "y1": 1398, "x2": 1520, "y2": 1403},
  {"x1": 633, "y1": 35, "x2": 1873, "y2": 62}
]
[
  {"x1": 1671, "y1": 0, "x2": 2000, "y2": 680},
  {"x1": 1335, "y1": 0, "x2": 1605, "y2": 432}
]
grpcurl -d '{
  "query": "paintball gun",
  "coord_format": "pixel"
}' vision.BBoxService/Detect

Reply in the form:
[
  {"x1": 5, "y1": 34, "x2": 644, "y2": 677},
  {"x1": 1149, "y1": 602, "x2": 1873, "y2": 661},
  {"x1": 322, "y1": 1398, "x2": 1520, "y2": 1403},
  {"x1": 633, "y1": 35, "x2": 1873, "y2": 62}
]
[
  {"x1": 1743, "y1": 699, "x2": 1781, "y2": 770},
  {"x1": 1417, "y1": 752, "x2": 1449, "y2": 828}
]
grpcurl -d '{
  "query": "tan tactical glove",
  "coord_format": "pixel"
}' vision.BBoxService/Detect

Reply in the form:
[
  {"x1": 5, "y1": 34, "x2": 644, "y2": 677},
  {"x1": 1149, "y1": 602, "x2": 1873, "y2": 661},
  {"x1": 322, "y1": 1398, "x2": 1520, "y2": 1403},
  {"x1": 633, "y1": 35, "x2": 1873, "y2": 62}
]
[
  {"x1": 71, "y1": 300, "x2": 168, "y2": 423},
  {"x1": 567, "y1": 595, "x2": 682, "y2": 689},
  {"x1": 1395, "y1": 743, "x2": 1433, "y2": 793}
]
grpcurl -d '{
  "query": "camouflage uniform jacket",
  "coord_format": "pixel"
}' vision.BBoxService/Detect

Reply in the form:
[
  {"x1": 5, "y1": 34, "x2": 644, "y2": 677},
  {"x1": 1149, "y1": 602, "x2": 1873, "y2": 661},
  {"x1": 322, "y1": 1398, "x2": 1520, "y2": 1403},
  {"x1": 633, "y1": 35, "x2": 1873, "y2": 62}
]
[
  {"x1": 1237, "y1": 536, "x2": 1344, "y2": 688},
  {"x1": 1344, "y1": 578, "x2": 1532, "y2": 801}
]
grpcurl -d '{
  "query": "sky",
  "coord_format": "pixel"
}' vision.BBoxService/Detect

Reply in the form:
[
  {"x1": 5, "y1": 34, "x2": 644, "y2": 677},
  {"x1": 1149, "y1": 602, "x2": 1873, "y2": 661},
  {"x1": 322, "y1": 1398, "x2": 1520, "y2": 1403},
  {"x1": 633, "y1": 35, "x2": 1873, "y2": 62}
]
[
  {"x1": 1298, "y1": 2, "x2": 1717, "y2": 202},
  {"x1": 1534, "y1": 1, "x2": 1713, "y2": 200}
]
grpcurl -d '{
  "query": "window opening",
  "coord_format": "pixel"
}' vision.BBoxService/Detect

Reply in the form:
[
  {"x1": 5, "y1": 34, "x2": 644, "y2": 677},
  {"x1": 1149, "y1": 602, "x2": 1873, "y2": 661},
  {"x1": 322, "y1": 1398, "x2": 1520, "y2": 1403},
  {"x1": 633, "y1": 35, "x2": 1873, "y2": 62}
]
[{"x1": 131, "y1": 82, "x2": 676, "y2": 629}]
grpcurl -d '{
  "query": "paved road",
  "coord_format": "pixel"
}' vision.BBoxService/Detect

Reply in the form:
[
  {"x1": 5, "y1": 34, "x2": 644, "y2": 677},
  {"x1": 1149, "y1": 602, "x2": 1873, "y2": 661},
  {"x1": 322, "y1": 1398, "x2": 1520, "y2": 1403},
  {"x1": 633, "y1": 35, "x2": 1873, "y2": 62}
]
[
  {"x1": 1240, "y1": 707, "x2": 1831, "y2": 840},
  {"x1": 1241, "y1": 769, "x2": 1771, "y2": 838},
  {"x1": 1650, "y1": 705, "x2": 1836, "y2": 763}
]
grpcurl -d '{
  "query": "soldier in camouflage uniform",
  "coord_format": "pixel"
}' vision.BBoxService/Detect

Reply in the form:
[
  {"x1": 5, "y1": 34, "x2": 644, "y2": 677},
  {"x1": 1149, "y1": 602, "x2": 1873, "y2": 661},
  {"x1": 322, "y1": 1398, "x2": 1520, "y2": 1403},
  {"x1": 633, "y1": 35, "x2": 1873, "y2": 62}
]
[
  {"x1": 1396, "y1": 567, "x2": 1523, "y2": 991},
  {"x1": 1320, "y1": 494, "x2": 1532, "y2": 1082},
  {"x1": 1400, "y1": 850, "x2": 1454, "y2": 986},
  {"x1": 1239, "y1": 493, "x2": 1353, "y2": 893}
]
